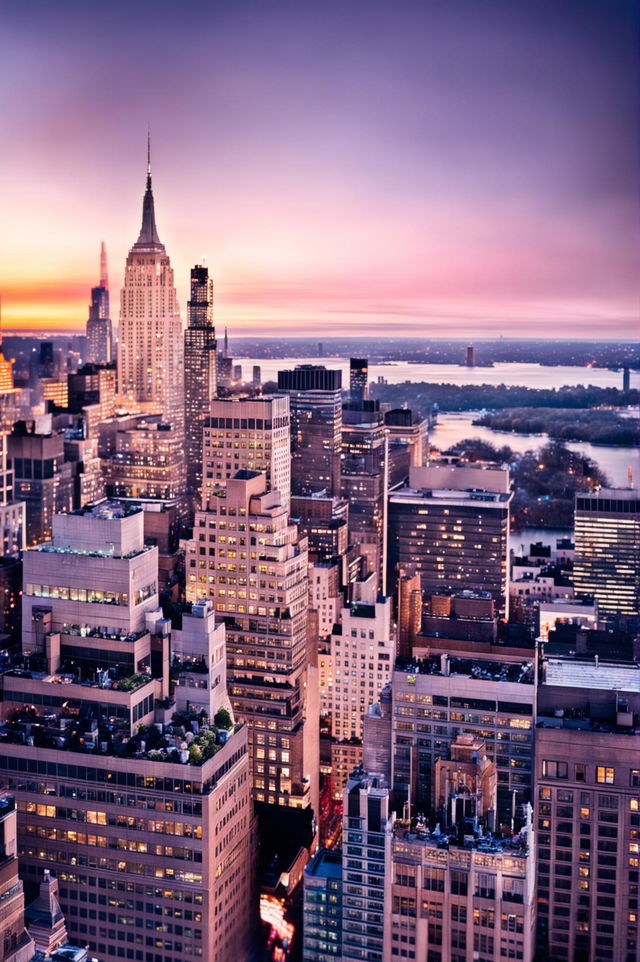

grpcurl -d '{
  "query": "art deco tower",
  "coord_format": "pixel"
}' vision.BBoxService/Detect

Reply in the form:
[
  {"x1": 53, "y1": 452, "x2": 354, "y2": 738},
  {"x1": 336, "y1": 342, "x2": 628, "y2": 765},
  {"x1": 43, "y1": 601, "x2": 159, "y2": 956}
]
[
  {"x1": 118, "y1": 140, "x2": 183, "y2": 431},
  {"x1": 184, "y1": 263, "x2": 217, "y2": 503}
]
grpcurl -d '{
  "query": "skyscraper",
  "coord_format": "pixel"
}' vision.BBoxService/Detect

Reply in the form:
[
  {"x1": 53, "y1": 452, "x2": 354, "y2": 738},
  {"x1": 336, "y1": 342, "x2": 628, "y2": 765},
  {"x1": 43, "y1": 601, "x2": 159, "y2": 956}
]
[
  {"x1": 85, "y1": 242, "x2": 113, "y2": 365},
  {"x1": 2, "y1": 503, "x2": 256, "y2": 962},
  {"x1": 184, "y1": 264, "x2": 217, "y2": 503},
  {"x1": 202, "y1": 395, "x2": 291, "y2": 511},
  {"x1": 573, "y1": 487, "x2": 640, "y2": 622},
  {"x1": 117, "y1": 141, "x2": 183, "y2": 431},
  {"x1": 277, "y1": 366, "x2": 342, "y2": 498},
  {"x1": 349, "y1": 358, "x2": 368, "y2": 404},
  {"x1": 186, "y1": 471, "x2": 319, "y2": 818},
  {"x1": 388, "y1": 463, "x2": 512, "y2": 619}
]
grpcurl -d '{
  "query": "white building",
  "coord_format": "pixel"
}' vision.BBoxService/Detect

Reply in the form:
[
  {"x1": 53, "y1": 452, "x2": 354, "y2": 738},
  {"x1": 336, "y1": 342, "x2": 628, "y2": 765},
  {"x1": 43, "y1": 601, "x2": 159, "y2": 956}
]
[
  {"x1": 117, "y1": 146, "x2": 183, "y2": 432},
  {"x1": 202, "y1": 395, "x2": 291, "y2": 511},
  {"x1": 22, "y1": 501, "x2": 159, "y2": 653},
  {"x1": 330, "y1": 576, "x2": 395, "y2": 743}
]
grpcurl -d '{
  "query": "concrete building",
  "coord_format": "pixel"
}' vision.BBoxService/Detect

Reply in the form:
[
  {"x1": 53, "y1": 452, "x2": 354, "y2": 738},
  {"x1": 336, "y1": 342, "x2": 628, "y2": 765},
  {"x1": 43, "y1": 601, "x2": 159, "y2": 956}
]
[
  {"x1": 389, "y1": 638, "x2": 536, "y2": 823},
  {"x1": 9, "y1": 420, "x2": 74, "y2": 546},
  {"x1": 184, "y1": 264, "x2": 217, "y2": 503},
  {"x1": 341, "y1": 772, "x2": 392, "y2": 962},
  {"x1": 102, "y1": 414, "x2": 186, "y2": 505},
  {"x1": 384, "y1": 408, "x2": 428, "y2": 488},
  {"x1": 186, "y1": 471, "x2": 319, "y2": 817},
  {"x1": 67, "y1": 363, "x2": 117, "y2": 426},
  {"x1": 302, "y1": 848, "x2": 342, "y2": 962},
  {"x1": 117, "y1": 144, "x2": 183, "y2": 432},
  {"x1": 202, "y1": 395, "x2": 290, "y2": 511},
  {"x1": 388, "y1": 463, "x2": 512, "y2": 619},
  {"x1": 0, "y1": 503, "x2": 256, "y2": 962},
  {"x1": 330, "y1": 580, "x2": 395, "y2": 744},
  {"x1": 573, "y1": 488, "x2": 640, "y2": 622},
  {"x1": 535, "y1": 641, "x2": 640, "y2": 962},
  {"x1": 387, "y1": 737, "x2": 536, "y2": 962},
  {"x1": 277, "y1": 366, "x2": 342, "y2": 498},
  {"x1": 0, "y1": 794, "x2": 35, "y2": 962}
]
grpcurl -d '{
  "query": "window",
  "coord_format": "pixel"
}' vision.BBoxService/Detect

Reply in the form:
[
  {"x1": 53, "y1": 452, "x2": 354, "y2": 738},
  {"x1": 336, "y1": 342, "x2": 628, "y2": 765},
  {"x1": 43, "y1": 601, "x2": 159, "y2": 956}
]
[
  {"x1": 576, "y1": 764, "x2": 587, "y2": 782},
  {"x1": 542, "y1": 760, "x2": 568, "y2": 779},
  {"x1": 597, "y1": 767, "x2": 615, "y2": 785}
]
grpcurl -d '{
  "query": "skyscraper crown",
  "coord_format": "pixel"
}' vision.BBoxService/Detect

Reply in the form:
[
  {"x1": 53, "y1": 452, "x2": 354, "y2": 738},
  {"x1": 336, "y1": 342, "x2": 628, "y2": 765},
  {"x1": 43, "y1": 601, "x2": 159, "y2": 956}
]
[{"x1": 134, "y1": 134, "x2": 163, "y2": 248}]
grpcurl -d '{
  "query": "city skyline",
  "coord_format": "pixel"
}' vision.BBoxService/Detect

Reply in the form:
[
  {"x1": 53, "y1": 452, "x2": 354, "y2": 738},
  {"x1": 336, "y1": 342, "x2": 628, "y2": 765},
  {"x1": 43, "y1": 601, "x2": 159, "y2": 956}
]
[{"x1": 1, "y1": 0, "x2": 638, "y2": 338}]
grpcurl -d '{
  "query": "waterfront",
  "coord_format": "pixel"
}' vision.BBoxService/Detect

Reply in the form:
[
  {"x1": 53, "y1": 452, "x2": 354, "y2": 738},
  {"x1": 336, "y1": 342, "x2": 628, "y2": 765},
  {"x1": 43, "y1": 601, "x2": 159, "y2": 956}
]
[
  {"x1": 236, "y1": 357, "x2": 640, "y2": 391},
  {"x1": 430, "y1": 411, "x2": 639, "y2": 489}
]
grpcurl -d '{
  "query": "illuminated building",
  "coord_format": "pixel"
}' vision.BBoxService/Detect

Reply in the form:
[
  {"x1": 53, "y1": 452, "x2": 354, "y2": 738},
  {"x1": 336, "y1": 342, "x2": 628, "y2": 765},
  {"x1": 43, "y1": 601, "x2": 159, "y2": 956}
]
[
  {"x1": 186, "y1": 470, "x2": 319, "y2": 819},
  {"x1": 184, "y1": 264, "x2": 217, "y2": 503},
  {"x1": 329, "y1": 579, "x2": 394, "y2": 744},
  {"x1": 341, "y1": 772, "x2": 391, "y2": 961},
  {"x1": 8, "y1": 419, "x2": 74, "y2": 546},
  {"x1": 573, "y1": 488, "x2": 640, "y2": 622},
  {"x1": 349, "y1": 357, "x2": 368, "y2": 404},
  {"x1": 388, "y1": 463, "x2": 512, "y2": 619},
  {"x1": 102, "y1": 414, "x2": 186, "y2": 505},
  {"x1": 466, "y1": 343, "x2": 475, "y2": 367},
  {"x1": 202, "y1": 396, "x2": 290, "y2": 511},
  {"x1": 303, "y1": 848, "x2": 342, "y2": 962},
  {"x1": 388, "y1": 636, "x2": 535, "y2": 823},
  {"x1": 277, "y1": 366, "x2": 342, "y2": 498},
  {"x1": 85, "y1": 241, "x2": 113, "y2": 364},
  {"x1": 117, "y1": 141, "x2": 184, "y2": 432},
  {"x1": 67, "y1": 363, "x2": 117, "y2": 426},
  {"x1": 536, "y1": 639, "x2": 640, "y2": 961},
  {"x1": 40, "y1": 378, "x2": 69, "y2": 409},
  {"x1": 384, "y1": 407, "x2": 428, "y2": 488},
  {"x1": 0, "y1": 504, "x2": 256, "y2": 962},
  {"x1": 341, "y1": 399, "x2": 386, "y2": 584},
  {"x1": 0, "y1": 794, "x2": 35, "y2": 962},
  {"x1": 386, "y1": 737, "x2": 536, "y2": 962}
]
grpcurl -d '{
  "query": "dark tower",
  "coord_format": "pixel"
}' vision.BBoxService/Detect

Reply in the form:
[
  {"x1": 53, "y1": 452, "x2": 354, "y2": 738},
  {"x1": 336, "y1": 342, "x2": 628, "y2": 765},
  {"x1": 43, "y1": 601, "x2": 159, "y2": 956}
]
[{"x1": 184, "y1": 264, "x2": 217, "y2": 504}]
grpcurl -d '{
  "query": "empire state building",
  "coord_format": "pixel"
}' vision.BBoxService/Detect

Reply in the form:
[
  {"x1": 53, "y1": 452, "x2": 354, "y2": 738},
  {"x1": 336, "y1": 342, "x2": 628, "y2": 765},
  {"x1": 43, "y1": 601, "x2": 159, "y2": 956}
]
[{"x1": 118, "y1": 143, "x2": 183, "y2": 431}]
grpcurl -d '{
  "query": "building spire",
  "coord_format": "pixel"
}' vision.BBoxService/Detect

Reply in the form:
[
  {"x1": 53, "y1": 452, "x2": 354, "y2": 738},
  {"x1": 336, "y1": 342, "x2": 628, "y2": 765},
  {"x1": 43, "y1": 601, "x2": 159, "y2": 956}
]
[
  {"x1": 100, "y1": 241, "x2": 108, "y2": 289},
  {"x1": 135, "y1": 132, "x2": 163, "y2": 248},
  {"x1": 224, "y1": 326, "x2": 229, "y2": 356}
]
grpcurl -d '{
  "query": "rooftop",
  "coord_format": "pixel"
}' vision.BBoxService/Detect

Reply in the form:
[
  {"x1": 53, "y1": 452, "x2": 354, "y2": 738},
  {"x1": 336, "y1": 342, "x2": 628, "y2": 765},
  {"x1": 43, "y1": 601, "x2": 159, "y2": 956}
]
[
  {"x1": 395, "y1": 654, "x2": 534, "y2": 685},
  {"x1": 305, "y1": 848, "x2": 342, "y2": 881},
  {"x1": 392, "y1": 815, "x2": 530, "y2": 858}
]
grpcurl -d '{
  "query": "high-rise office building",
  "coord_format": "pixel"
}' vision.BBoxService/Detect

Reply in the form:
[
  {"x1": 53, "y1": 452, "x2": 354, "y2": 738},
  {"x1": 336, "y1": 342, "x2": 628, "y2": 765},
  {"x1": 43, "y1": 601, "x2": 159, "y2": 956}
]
[
  {"x1": 277, "y1": 366, "x2": 342, "y2": 498},
  {"x1": 117, "y1": 143, "x2": 183, "y2": 431},
  {"x1": 388, "y1": 635, "x2": 536, "y2": 822},
  {"x1": 186, "y1": 471, "x2": 319, "y2": 817},
  {"x1": 86, "y1": 242, "x2": 113, "y2": 365},
  {"x1": 388, "y1": 463, "x2": 512, "y2": 619},
  {"x1": 384, "y1": 407, "x2": 428, "y2": 488},
  {"x1": 184, "y1": 264, "x2": 217, "y2": 503},
  {"x1": 1, "y1": 503, "x2": 256, "y2": 962},
  {"x1": 202, "y1": 396, "x2": 290, "y2": 511},
  {"x1": 102, "y1": 414, "x2": 187, "y2": 506},
  {"x1": 341, "y1": 772, "x2": 391, "y2": 962},
  {"x1": 341, "y1": 399, "x2": 386, "y2": 583},
  {"x1": 349, "y1": 358, "x2": 368, "y2": 404},
  {"x1": 8, "y1": 419, "x2": 74, "y2": 546},
  {"x1": 302, "y1": 848, "x2": 343, "y2": 962},
  {"x1": 573, "y1": 488, "x2": 640, "y2": 621},
  {"x1": 68, "y1": 363, "x2": 117, "y2": 424},
  {"x1": 536, "y1": 635, "x2": 640, "y2": 961},
  {"x1": 386, "y1": 736, "x2": 536, "y2": 962},
  {"x1": 329, "y1": 583, "x2": 394, "y2": 744}
]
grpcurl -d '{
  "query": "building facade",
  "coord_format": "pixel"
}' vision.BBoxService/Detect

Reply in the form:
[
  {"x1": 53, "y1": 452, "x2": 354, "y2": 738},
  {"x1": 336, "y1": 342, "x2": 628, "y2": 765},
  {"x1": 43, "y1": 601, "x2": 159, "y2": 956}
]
[
  {"x1": 202, "y1": 396, "x2": 290, "y2": 512},
  {"x1": 117, "y1": 147, "x2": 184, "y2": 432},
  {"x1": 573, "y1": 488, "x2": 640, "y2": 622},
  {"x1": 184, "y1": 264, "x2": 217, "y2": 503}
]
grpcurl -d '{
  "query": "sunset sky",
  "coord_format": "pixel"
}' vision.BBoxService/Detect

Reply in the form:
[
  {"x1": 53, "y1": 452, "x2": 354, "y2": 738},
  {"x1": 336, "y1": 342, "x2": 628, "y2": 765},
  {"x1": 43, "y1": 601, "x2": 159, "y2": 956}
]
[{"x1": 1, "y1": 0, "x2": 638, "y2": 337}]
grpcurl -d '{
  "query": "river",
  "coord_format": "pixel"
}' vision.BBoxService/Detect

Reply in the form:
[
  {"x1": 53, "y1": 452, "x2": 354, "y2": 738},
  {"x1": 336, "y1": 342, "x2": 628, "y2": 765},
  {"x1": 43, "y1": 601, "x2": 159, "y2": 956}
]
[
  {"x1": 235, "y1": 357, "x2": 640, "y2": 391},
  {"x1": 429, "y1": 412, "x2": 639, "y2": 489}
]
